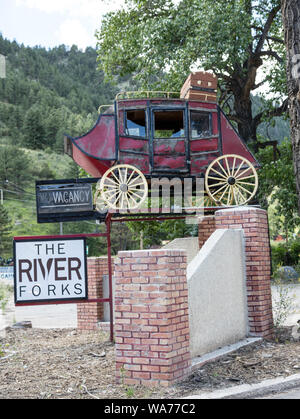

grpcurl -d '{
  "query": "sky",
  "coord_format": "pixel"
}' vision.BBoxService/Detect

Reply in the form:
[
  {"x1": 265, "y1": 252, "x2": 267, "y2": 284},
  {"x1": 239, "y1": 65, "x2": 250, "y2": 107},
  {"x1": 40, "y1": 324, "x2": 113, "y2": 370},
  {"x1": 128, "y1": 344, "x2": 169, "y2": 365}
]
[
  {"x1": 0, "y1": 0, "x2": 124, "y2": 50},
  {"x1": 0, "y1": 0, "x2": 273, "y2": 97}
]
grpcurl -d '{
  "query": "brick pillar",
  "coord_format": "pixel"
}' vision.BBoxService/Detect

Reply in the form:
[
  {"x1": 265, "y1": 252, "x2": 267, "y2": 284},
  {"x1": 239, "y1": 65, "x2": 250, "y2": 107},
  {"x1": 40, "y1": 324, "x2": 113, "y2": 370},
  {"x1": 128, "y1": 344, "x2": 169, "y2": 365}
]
[
  {"x1": 198, "y1": 215, "x2": 216, "y2": 248},
  {"x1": 77, "y1": 257, "x2": 106, "y2": 330},
  {"x1": 215, "y1": 207, "x2": 274, "y2": 339},
  {"x1": 114, "y1": 249, "x2": 190, "y2": 387}
]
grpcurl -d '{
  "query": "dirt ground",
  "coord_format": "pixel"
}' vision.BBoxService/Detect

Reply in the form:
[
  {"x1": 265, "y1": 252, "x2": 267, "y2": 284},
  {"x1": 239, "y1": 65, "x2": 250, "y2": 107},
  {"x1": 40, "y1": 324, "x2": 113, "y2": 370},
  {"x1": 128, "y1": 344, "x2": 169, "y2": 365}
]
[{"x1": 0, "y1": 326, "x2": 300, "y2": 399}]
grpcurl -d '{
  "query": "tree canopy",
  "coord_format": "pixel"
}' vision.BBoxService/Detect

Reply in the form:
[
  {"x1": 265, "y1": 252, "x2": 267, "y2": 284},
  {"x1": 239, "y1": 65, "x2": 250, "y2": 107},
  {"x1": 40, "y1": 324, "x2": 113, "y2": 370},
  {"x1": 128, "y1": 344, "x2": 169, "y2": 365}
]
[{"x1": 96, "y1": 0, "x2": 287, "y2": 144}]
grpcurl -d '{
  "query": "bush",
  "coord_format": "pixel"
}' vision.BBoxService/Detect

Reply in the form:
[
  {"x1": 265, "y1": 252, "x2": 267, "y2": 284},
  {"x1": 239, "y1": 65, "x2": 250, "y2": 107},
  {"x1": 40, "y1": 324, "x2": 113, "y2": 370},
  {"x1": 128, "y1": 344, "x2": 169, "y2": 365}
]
[
  {"x1": 272, "y1": 277, "x2": 295, "y2": 328},
  {"x1": 290, "y1": 240, "x2": 300, "y2": 264},
  {"x1": 274, "y1": 266, "x2": 299, "y2": 282},
  {"x1": 271, "y1": 238, "x2": 300, "y2": 277},
  {"x1": 0, "y1": 284, "x2": 13, "y2": 312},
  {"x1": 272, "y1": 238, "x2": 300, "y2": 265}
]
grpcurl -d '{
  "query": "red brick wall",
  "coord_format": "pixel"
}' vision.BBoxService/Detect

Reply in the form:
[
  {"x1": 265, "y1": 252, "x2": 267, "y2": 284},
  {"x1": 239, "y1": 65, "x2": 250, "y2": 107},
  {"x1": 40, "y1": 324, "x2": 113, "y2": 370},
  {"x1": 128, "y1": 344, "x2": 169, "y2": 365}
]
[
  {"x1": 77, "y1": 257, "x2": 108, "y2": 330},
  {"x1": 198, "y1": 215, "x2": 216, "y2": 248},
  {"x1": 215, "y1": 208, "x2": 274, "y2": 339},
  {"x1": 114, "y1": 249, "x2": 190, "y2": 387}
]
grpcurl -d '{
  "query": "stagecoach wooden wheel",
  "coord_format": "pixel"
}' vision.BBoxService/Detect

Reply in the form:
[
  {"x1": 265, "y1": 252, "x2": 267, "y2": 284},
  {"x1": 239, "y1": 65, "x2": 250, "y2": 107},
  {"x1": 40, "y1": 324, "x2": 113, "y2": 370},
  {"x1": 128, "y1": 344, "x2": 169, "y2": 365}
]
[
  {"x1": 94, "y1": 186, "x2": 109, "y2": 213},
  {"x1": 187, "y1": 193, "x2": 220, "y2": 208},
  {"x1": 98, "y1": 164, "x2": 148, "y2": 210},
  {"x1": 203, "y1": 192, "x2": 223, "y2": 208},
  {"x1": 205, "y1": 154, "x2": 258, "y2": 206}
]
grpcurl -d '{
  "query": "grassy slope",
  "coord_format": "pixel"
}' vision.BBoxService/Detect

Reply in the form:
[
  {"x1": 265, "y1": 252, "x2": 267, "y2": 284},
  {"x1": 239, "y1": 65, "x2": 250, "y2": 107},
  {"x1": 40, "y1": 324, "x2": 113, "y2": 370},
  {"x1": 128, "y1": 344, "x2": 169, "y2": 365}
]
[{"x1": 1, "y1": 144, "x2": 75, "y2": 244}]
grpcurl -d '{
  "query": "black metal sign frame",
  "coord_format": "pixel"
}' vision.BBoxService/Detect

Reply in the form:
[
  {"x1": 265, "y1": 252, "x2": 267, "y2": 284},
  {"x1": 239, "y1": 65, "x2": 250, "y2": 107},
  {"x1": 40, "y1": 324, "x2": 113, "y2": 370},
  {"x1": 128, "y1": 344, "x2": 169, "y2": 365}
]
[{"x1": 35, "y1": 178, "x2": 105, "y2": 223}]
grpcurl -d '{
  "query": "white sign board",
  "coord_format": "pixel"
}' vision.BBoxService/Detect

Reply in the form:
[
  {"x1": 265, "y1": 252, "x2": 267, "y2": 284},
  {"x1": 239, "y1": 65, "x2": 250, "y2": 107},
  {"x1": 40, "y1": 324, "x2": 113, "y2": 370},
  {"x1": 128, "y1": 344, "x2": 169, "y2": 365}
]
[{"x1": 14, "y1": 237, "x2": 88, "y2": 304}]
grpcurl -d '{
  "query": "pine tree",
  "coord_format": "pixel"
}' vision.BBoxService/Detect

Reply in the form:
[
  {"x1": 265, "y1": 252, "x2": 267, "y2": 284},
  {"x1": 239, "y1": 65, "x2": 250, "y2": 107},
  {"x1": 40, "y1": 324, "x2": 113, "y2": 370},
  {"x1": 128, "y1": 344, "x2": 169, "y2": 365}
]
[{"x1": 23, "y1": 105, "x2": 46, "y2": 149}]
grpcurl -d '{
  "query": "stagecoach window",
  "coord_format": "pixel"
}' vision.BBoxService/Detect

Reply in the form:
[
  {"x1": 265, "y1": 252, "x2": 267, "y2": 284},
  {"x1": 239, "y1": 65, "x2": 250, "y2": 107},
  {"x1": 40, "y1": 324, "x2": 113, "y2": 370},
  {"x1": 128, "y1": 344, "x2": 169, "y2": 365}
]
[
  {"x1": 125, "y1": 110, "x2": 146, "y2": 137},
  {"x1": 190, "y1": 111, "x2": 212, "y2": 138},
  {"x1": 154, "y1": 110, "x2": 185, "y2": 138}
]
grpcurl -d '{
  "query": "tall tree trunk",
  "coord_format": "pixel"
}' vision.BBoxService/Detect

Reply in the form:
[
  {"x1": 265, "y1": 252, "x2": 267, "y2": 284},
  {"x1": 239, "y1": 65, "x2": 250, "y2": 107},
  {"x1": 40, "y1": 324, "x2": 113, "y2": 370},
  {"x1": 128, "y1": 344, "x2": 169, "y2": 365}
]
[
  {"x1": 233, "y1": 93, "x2": 257, "y2": 143},
  {"x1": 227, "y1": 63, "x2": 260, "y2": 144},
  {"x1": 282, "y1": 0, "x2": 300, "y2": 214}
]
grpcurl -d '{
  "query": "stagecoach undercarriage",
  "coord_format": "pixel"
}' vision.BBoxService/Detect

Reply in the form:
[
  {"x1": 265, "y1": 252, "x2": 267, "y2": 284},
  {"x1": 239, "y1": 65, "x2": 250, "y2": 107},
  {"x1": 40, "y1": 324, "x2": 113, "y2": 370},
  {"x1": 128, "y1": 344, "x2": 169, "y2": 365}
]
[{"x1": 94, "y1": 154, "x2": 258, "y2": 212}]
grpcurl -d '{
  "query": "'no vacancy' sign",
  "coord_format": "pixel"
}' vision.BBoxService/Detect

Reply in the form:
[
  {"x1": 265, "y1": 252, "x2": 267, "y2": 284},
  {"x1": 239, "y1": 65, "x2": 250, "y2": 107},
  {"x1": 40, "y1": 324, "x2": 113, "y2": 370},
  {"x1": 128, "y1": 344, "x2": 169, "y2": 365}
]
[{"x1": 14, "y1": 237, "x2": 88, "y2": 304}]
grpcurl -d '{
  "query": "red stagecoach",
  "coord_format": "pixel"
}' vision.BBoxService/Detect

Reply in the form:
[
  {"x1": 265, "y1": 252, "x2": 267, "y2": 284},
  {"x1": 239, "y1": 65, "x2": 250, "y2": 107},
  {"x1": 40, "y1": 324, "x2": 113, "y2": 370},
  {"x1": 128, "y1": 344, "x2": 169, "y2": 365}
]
[{"x1": 64, "y1": 72, "x2": 259, "y2": 211}]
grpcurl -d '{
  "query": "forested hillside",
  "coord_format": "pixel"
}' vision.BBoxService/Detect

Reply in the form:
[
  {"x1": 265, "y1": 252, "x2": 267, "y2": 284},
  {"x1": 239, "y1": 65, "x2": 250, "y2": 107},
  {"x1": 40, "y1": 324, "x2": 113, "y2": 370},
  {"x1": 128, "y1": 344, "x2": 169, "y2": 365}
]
[
  {"x1": 0, "y1": 34, "x2": 118, "y2": 152},
  {"x1": 0, "y1": 35, "x2": 135, "y2": 257}
]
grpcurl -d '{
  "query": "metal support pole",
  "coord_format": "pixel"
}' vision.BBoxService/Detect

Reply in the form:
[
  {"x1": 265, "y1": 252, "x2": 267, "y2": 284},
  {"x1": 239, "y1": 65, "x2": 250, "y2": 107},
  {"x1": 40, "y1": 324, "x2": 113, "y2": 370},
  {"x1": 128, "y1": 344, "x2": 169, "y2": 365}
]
[{"x1": 105, "y1": 213, "x2": 114, "y2": 342}]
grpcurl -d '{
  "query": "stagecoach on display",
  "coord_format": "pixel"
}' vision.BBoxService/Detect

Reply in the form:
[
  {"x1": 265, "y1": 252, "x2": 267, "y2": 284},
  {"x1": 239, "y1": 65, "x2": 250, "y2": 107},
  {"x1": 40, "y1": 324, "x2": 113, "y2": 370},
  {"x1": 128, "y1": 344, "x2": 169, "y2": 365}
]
[{"x1": 64, "y1": 72, "x2": 259, "y2": 213}]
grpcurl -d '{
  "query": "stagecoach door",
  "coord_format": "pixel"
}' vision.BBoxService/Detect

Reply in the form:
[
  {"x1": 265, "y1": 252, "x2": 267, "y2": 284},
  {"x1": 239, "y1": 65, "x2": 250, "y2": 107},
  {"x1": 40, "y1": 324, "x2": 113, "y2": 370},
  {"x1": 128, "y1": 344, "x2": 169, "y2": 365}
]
[{"x1": 150, "y1": 107, "x2": 189, "y2": 173}]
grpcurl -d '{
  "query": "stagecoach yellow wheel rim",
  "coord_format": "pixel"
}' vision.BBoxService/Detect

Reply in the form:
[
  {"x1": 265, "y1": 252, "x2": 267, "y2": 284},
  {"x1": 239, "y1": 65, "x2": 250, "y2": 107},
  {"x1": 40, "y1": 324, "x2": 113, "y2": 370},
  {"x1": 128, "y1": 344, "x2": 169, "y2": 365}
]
[
  {"x1": 94, "y1": 187, "x2": 109, "y2": 213},
  {"x1": 203, "y1": 192, "x2": 224, "y2": 208},
  {"x1": 98, "y1": 164, "x2": 148, "y2": 210},
  {"x1": 205, "y1": 154, "x2": 258, "y2": 206}
]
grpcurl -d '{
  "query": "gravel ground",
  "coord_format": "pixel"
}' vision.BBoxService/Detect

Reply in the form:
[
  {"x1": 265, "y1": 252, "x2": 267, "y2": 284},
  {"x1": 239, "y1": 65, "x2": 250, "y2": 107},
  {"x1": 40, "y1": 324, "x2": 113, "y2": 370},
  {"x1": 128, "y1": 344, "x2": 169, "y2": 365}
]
[{"x1": 0, "y1": 326, "x2": 300, "y2": 399}]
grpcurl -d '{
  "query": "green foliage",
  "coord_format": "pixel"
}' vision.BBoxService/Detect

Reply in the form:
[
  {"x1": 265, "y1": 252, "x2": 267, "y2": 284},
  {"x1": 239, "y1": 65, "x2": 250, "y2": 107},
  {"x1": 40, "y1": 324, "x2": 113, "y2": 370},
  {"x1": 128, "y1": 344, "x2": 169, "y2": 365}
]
[
  {"x1": 0, "y1": 144, "x2": 32, "y2": 187},
  {"x1": 0, "y1": 205, "x2": 12, "y2": 257},
  {"x1": 290, "y1": 240, "x2": 300, "y2": 263},
  {"x1": 271, "y1": 237, "x2": 300, "y2": 269},
  {"x1": 256, "y1": 139, "x2": 300, "y2": 237},
  {"x1": 272, "y1": 276, "x2": 295, "y2": 328},
  {"x1": 96, "y1": 0, "x2": 283, "y2": 91},
  {"x1": 252, "y1": 95, "x2": 290, "y2": 142},
  {"x1": 0, "y1": 145, "x2": 100, "y2": 258},
  {"x1": 0, "y1": 34, "x2": 118, "y2": 153},
  {"x1": 85, "y1": 222, "x2": 140, "y2": 256},
  {"x1": 127, "y1": 218, "x2": 197, "y2": 249},
  {"x1": 271, "y1": 243, "x2": 290, "y2": 267},
  {"x1": 23, "y1": 105, "x2": 47, "y2": 149},
  {"x1": 0, "y1": 37, "x2": 142, "y2": 258},
  {"x1": 97, "y1": 0, "x2": 288, "y2": 146},
  {"x1": 0, "y1": 283, "x2": 12, "y2": 312}
]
